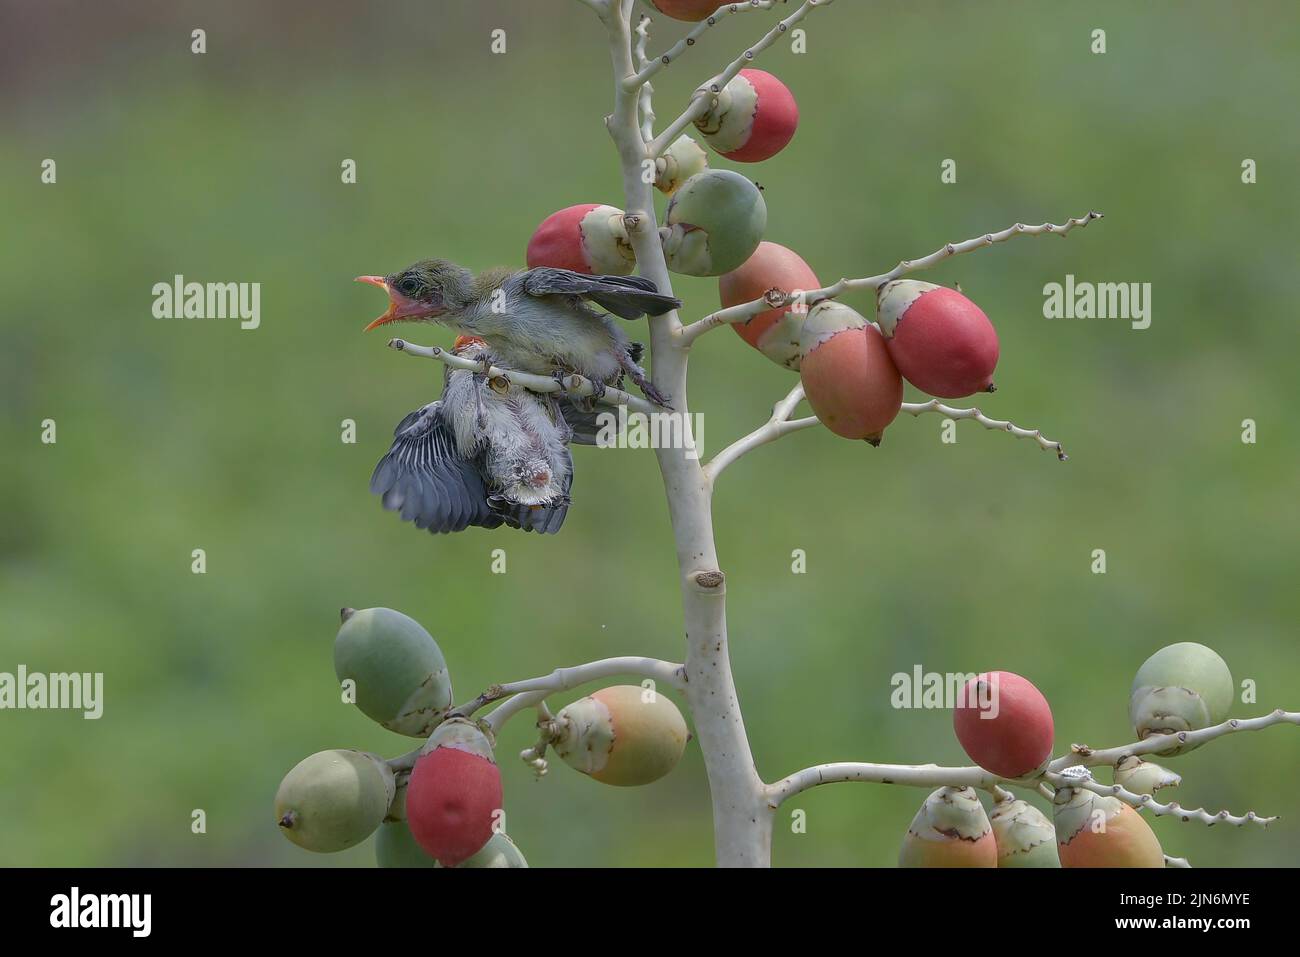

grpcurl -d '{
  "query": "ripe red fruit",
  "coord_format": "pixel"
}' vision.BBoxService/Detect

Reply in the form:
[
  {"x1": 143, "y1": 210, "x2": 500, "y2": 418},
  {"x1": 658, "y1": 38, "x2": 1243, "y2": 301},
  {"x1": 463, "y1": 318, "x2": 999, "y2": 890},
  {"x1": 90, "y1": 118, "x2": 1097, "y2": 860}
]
[
  {"x1": 798, "y1": 302, "x2": 903, "y2": 443},
  {"x1": 719, "y1": 241, "x2": 821, "y2": 369},
  {"x1": 406, "y1": 742, "x2": 503, "y2": 867},
  {"x1": 877, "y1": 280, "x2": 1000, "y2": 398},
  {"x1": 649, "y1": 0, "x2": 719, "y2": 22},
  {"x1": 526, "y1": 203, "x2": 634, "y2": 275},
  {"x1": 695, "y1": 69, "x2": 799, "y2": 163},
  {"x1": 953, "y1": 672, "x2": 1054, "y2": 778}
]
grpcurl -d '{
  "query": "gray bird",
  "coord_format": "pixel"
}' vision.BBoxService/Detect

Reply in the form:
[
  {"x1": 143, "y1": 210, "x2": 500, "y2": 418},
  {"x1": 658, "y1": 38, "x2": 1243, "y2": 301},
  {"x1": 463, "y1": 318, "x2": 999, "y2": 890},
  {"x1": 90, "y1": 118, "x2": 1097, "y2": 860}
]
[
  {"x1": 370, "y1": 340, "x2": 575, "y2": 534},
  {"x1": 357, "y1": 261, "x2": 679, "y2": 406}
]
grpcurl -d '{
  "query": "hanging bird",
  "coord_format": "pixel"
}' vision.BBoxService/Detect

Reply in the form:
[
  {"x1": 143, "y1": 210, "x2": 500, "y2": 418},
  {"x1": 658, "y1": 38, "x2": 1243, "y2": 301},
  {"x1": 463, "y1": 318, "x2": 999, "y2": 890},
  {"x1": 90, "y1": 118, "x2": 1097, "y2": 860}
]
[
  {"x1": 356, "y1": 260, "x2": 679, "y2": 406},
  {"x1": 370, "y1": 340, "x2": 575, "y2": 534}
]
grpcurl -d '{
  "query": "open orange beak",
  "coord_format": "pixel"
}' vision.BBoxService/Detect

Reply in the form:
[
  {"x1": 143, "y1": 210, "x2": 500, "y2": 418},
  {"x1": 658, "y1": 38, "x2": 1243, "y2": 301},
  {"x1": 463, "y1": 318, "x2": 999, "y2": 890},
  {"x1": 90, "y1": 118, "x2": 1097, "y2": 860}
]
[{"x1": 356, "y1": 276, "x2": 437, "y2": 331}]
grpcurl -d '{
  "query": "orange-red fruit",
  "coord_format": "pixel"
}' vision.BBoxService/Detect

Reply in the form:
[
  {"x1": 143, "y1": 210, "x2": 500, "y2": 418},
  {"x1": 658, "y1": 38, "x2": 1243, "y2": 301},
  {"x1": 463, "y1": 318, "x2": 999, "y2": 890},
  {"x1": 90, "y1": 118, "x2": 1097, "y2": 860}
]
[
  {"x1": 649, "y1": 0, "x2": 719, "y2": 21},
  {"x1": 526, "y1": 203, "x2": 633, "y2": 275},
  {"x1": 798, "y1": 302, "x2": 903, "y2": 442},
  {"x1": 406, "y1": 744, "x2": 502, "y2": 867},
  {"x1": 953, "y1": 671, "x2": 1054, "y2": 778},
  {"x1": 695, "y1": 69, "x2": 799, "y2": 163},
  {"x1": 898, "y1": 787, "x2": 998, "y2": 868},
  {"x1": 877, "y1": 280, "x2": 1000, "y2": 398},
  {"x1": 719, "y1": 242, "x2": 820, "y2": 369},
  {"x1": 1055, "y1": 792, "x2": 1165, "y2": 868}
]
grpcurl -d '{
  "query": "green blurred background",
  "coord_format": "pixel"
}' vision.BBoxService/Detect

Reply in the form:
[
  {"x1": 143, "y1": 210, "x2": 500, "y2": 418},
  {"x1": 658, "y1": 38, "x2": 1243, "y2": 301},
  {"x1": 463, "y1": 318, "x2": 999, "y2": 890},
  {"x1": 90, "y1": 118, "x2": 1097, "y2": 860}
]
[{"x1": 2, "y1": 0, "x2": 1297, "y2": 867}]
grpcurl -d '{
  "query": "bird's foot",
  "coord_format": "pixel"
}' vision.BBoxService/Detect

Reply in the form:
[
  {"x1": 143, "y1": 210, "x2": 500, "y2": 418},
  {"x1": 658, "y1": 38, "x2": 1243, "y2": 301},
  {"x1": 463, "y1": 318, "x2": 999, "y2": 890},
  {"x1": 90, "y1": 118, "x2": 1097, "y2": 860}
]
[{"x1": 629, "y1": 372, "x2": 671, "y2": 409}]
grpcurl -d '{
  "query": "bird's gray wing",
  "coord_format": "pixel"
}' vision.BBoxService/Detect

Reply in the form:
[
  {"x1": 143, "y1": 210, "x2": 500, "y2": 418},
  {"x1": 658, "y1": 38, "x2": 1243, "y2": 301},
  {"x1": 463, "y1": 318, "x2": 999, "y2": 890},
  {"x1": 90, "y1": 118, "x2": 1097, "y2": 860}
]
[
  {"x1": 522, "y1": 267, "x2": 682, "y2": 320},
  {"x1": 557, "y1": 403, "x2": 602, "y2": 445},
  {"x1": 370, "y1": 402, "x2": 504, "y2": 534}
]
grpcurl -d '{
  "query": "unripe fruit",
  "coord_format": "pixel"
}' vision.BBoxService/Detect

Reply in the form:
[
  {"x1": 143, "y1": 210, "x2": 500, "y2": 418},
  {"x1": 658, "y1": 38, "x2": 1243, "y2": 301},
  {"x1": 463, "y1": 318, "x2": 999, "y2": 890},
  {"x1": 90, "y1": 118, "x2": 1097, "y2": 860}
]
[
  {"x1": 719, "y1": 241, "x2": 821, "y2": 370},
  {"x1": 406, "y1": 718, "x2": 503, "y2": 866},
  {"x1": 458, "y1": 831, "x2": 529, "y2": 868},
  {"x1": 798, "y1": 302, "x2": 903, "y2": 443},
  {"x1": 953, "y1": 671, "x2": 1054, "y2": 779},
  {"x1": 1114, "y1": 756, "x2": 1181, "y2": 795},
  {"x1": 1129, "y1": 642, "x2": 1233, "y2": 755},
  {"x1": 988, "y1": 796, "x2": 1060, "y2": 868},
  {"x1": 276, "y1": 749, "x2": 395, "y2": 853},
  {"x1": 375, "y1": 820, "x2": 439, "y2": 868},
  {"x1": 662, "y1": 170, "x2": 767, "y2": 277},
  {"x1": 648, "y1": 0, "x2": 718, "y2": 21},
  {"x1": 655, "y1": 135, "x2": 709, "y2": 196},
  {"x1": 694, "y1": 69, "x2": 799, "y2": 163},
  {"x1": 334, "y1": 607, "x2": 452, "y2": 737},
  {"x1": 553, "y1": 685, "x2": 690, "y2": 787},
  {"x1": 898, "y1": 786, "x2": 997, "y2": 868},
  {"x1": 1054, "y1": 787, "x2": 1164, "y2": 868},
  {"x1": 876, "y1": 280, "x2": 1000, "y2": 398},
  {"x1": 526, "y1": 203, "x2": 635, "y2": 275}
]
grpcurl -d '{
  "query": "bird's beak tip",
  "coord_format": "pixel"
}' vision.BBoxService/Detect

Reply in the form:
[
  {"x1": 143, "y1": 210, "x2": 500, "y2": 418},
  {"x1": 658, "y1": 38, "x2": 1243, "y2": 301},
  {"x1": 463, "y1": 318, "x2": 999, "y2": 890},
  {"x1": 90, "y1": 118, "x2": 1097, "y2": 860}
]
[{"x1": 355, "y1": 275, "x2": 388, "y2": 289}]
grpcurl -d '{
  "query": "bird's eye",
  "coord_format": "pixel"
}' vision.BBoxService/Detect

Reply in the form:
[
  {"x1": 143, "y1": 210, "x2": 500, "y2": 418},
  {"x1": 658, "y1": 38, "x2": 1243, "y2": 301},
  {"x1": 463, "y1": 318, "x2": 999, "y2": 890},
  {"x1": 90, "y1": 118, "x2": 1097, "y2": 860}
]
[{"x1": 398, "y1": 277, "x2": 420, "y2": 296}]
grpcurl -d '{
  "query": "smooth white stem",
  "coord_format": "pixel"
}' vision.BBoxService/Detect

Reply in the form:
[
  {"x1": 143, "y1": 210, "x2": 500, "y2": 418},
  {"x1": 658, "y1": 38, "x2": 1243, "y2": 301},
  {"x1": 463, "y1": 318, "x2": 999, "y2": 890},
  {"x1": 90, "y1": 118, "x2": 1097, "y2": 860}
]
[
  {"x1": 704, "y1": 382, "x2": 814, "y2": 483},
  {"x1": 386, "y1": 337, "x2": 658, "y2": 415},
  {"x1": 483, "y1": 656, "x2": 685, "y2": 734},
  {"x1": 600, "y1": 0, "x2": 773, "y2": 867},
  {"x1": 768, "y1": 762, "x2": 1012, "y2": 805}
]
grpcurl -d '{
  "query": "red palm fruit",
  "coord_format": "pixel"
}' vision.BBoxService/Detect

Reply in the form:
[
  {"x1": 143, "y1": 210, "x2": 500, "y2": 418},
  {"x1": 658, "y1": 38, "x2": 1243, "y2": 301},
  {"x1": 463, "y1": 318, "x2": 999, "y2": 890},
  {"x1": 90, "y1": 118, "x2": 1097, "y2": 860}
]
[
  {"x1": 405, "y1": 719, "x2": 503, "y2": 867},
  {"x1": 798, "y1": 302, "x2": 903, "y2": 443},
  {"x1": 694, "y1": 69, "x2": 799, "y2": 163},
  {"x1": 649, "y1": 0, "x2": 720, "y2": 21},
  {"x1": 898, "y1": 787, "x2": 998, "y2": 868},
  {"x1": 719, "y1": 241, "x2": 821, "y2": 370},
  {"x1": 876, "y1": 280, "x2": 999, "y2": 397},
  {"x1": 526, "y1": 203, "x2": 634, "y2": 275},
  {"x1": 1054, "y1": 788, "x2": 1165, "y2": 867},
  {"x1": 952, "y1": 672, "x2": 1054, "y2": 778}
]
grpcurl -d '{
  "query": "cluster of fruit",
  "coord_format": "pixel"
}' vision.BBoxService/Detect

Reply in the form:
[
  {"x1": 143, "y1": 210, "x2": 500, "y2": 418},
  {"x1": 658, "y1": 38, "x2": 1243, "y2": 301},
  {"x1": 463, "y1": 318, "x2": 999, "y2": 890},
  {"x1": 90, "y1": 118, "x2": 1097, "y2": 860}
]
[
  {"x1": 525, "y1": 57, "x2": 999, "y2": 446},
  {"x1": 902, "y1": 642, "x2": 1235, "y2": 867},
  {"x1": 274, "y1": 608, "x2": 690, "y2": 867}
]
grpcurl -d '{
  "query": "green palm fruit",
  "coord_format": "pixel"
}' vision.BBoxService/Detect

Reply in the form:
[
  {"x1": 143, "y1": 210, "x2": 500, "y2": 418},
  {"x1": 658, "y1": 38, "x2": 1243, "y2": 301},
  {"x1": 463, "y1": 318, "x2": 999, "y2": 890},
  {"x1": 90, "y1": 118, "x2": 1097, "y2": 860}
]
[
  {"x1": 1129, "y1": 642, "x2": 1233, "y2": 755},
  {"x1": 334, "y1": 607, "x2": 453, "y2": 737},
  {"x1": 276, "y1": 749, "x2": 395, "y2": 853},
  {"x1": 988, "y1": 796, "x2": 1060, "y2": 867},
  {"x1": 1114, "y1": 755, "x2": 1181, "y2": 795}
]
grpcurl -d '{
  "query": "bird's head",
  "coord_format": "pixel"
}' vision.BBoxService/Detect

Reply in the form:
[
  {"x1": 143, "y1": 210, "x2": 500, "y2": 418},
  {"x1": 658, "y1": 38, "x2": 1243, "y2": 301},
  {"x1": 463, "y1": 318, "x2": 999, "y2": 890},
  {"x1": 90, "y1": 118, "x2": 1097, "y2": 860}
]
[{"x1": 356, "y1": 259, "x2": 473, "y2": 331}]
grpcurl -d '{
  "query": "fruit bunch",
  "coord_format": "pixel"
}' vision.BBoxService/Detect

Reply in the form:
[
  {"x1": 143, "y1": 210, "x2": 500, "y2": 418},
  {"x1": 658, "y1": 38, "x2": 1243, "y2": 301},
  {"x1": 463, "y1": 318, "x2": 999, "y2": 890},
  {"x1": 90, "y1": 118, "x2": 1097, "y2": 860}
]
[
  {"x1": 526, "y1": 65, "x2": 797, "y2": 280},
  {"x1": 899, "y1": 642, "x2": 1235, "y2": 868},
  {"x1": 523, "y1": 57, "x2": 1008, "y2": 446},
  {"x1": 274, "y1": 608, "x2": 692, "y2": 867}
]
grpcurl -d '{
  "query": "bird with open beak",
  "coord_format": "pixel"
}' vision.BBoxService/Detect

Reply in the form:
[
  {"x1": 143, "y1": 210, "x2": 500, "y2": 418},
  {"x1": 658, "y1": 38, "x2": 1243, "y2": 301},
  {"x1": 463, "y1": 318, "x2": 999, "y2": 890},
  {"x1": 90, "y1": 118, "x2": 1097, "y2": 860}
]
[
  {"x1": 370, "y1": 338, "x2": 576, "y2": 535},
  {"x1": 356, "y1": 260, "x2": 679, "y2": 406}
]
